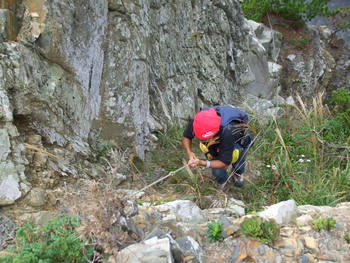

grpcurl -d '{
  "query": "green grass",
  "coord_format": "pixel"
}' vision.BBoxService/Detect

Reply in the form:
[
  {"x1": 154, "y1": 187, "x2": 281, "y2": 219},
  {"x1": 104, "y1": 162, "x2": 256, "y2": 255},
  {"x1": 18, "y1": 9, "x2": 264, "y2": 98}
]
[
  {"x1": 145, "y1": 91, "x2": 349, "y2": 213},
  {"x1": 236, "y1": 92, "x2": 350, "y2": 212},
  {"x1": 143, "y1": 124, "x2": 220, "y2": 207}
]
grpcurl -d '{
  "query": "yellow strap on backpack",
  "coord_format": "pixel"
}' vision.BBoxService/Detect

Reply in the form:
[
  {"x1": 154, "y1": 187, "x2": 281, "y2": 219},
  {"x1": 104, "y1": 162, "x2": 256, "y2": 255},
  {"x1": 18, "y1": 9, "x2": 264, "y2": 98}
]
[
  {"x1": 232, "y1": 149, "x2": 240, "y2": 163},
  {"x1": 199, "y1": 142, "x2": 213, "y2": 160}
]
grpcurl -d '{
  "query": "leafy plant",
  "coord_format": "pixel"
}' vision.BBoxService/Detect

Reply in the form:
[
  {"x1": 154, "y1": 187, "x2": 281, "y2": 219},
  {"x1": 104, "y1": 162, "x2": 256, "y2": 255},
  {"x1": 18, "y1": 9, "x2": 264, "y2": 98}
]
[
  {"x1": 0, "y1": 216, "x2": 93, "y2": 263},
  {"x1": 206, "y1": 221, "x2": 224, "y2": 242},
  {"x1": 310, "y1": 217, "x2": 336, "y2": 231},
  {"x1": 345, "y1": 233, "x2": 350, "y2": 244},
  {"x1": 240, "y1": 216, "x2": 280, "y2": 245}
]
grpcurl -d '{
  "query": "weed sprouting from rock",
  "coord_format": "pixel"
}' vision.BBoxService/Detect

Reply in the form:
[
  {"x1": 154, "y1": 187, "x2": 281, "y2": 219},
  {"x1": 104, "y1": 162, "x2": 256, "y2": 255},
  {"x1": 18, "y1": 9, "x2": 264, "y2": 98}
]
[
  {"x1": 310, "y1": 217, "x2": 336, "y2": 231},
  {"x1": 345, "y1": 233, "x2": 350, "y2": 244},
  {"x1": 240, "y1": 216, "x2": 280, "y2": 245},
  {"x1": 206, "y1": 221, "x2": 224, "y2": 242}
]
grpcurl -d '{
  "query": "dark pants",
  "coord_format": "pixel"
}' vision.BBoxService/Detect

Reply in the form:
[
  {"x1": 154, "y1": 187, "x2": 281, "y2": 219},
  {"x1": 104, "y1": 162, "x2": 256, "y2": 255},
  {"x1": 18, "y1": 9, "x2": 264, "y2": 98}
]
[{"x1": 212, "y1": 148, "x2": 247, "y2": 184}]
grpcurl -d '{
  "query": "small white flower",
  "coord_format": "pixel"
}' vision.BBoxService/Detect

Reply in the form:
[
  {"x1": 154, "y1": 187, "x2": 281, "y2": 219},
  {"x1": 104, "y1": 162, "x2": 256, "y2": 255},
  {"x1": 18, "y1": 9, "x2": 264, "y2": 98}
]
[
  {"x1": 301, "y1": 154, "x2": 306, "y2": 158},
  {"x1": 306, "y1": 159, "x2": 311, "y2": 162},
  {"x1": 266, "y1": 164, "x2": 271, "y2": 168},
  {"x1": 271, "y1": 165, "x2": 277, "y2": 170},
  {"x1": 298, "y1": 159, "x2": 304, "y2": 163}
]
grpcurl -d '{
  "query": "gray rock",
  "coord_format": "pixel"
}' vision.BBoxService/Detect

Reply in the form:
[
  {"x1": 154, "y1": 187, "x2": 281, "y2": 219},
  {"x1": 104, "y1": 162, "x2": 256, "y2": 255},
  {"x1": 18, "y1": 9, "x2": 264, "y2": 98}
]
[
  {"x1": 287, "y1": 54, "x2": 296, "y2": 62},
  {"x1": 116, "y1": 237, "x2": 173, "y2": 263},
  {"x1": 0, "y1": 42, "x2": 91, "y2": 148},
  {"x1": 203, "y1": 207, "x2": 244, "y2": 220},
  {"x1": 176, "y1": 236, "x2": 202, "y2": 255},
  {"x1": 0, "y1": 9, "x2": 10, "y2": 42},
  {"x1": 0, "y1": 129, "x2": 10, "y2": 161},
  {"x1": 28, "y1": 188, "x2": 47, "y2": 207},
  {"x1": 0, "y1": 213, "x2": 15, "y2": 250},
  {"x1": 113, "y1": 173, "x2": 126, "y2": 186},
  {"x1": 119, "y1": 216, "x2": 143, "y2": 238},
  {"x1": 155, "y1": 200, "x2": 206, "y2": 224},
  {"x1": 243, "y1": 94, "x2": 283, "y2": 119},
  {"x1": 286, "y1": 96, "x2": 296, "y2": 106},
  {"x1": 272, "y1": 94, "x2": 286, "y2": 105},
  {"x1": 0, "y1": 174, "x2": 21, "y2": 206},
  {"x1": 0, "y1": 159, "x2": 29, "y2": 206},
  {"x1": 299, "y1": 255, "x2": 309, "y2": 263},
  {"x1": 145, "y1": 227, "x2": 167, "y2": 240},
  {"x1": 0, "y1": 88, "x2": 12, "y2": 121},
  {"x1": 268, "y1": 62, "x2": 283, "y2": 79},
  {"x1": 296, "y1": 214, "x2": 313, "y2": 226},
  {"x1": 258, "y1": 199, "x2": 298, "y2": 225}
]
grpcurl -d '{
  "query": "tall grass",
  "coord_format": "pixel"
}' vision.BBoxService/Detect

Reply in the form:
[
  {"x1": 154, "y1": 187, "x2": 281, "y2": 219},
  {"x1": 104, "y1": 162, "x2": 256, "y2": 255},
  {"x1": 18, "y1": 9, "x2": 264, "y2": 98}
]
[{"x1": 238, "y1": 92, "x2": 350, "y2": 212}]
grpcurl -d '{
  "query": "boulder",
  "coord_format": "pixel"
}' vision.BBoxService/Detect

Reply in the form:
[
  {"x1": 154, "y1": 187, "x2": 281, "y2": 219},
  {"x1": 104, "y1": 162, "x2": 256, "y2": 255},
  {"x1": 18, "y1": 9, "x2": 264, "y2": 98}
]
[
  {"x1": 258, "y1": 200, "x2": 298, "y2": 225},
  {"x1": 155, "y1": 200, "x2": 207, "y2": 224},
  {"x1": 116, "y1": 237, "x2": 173, "y2": 263}
]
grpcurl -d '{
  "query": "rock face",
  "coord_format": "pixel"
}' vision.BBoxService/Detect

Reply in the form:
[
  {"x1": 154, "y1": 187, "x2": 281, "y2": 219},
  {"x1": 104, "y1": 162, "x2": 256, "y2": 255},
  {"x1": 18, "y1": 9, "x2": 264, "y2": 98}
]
[
  {"x1": 99, "y1": 0, "x2": 282, "y2": 158},
  {"x1": 0, "y1": 0, "x2": 284, "y2": 204},
  {"x1": 0, "y1": 1, "x2": 346, "y2": 205}
]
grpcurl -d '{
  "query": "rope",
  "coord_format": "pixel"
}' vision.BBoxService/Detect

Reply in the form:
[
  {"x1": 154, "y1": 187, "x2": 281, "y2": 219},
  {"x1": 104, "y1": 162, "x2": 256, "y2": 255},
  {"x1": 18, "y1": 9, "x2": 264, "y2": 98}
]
[{"x1": 132, "y1": 165, "x2": 188, "y2": 197}]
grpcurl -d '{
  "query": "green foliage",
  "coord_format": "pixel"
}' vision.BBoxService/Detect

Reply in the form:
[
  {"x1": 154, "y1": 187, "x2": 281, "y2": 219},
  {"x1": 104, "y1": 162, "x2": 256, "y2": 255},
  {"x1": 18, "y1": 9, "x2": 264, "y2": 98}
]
[
  {"x1": 345, "y1": 233, "x2": 350, "y2": 244},
  {"x1": 310, "y1": 217, "x2": 336, "y2": 231},
  {"x1": 240, "y1": 216, "x2": 280, "y2": 245},
  {"x1": 0, "y1": 216, "x2": 93, "y2": 263},
  {"x1": 206, "y1": 221, "x2": 224, "y2": 242},
  {"x1": 291, "y1": 37, "x2": 310, "y2": 49},
  {"x1": 151, "y1": 125, "x2": 185, "y2": 171},
  {"x1": 324, "y1": 88, "x2": 350, "y2": 142},
  {"x1": 92, "y1": 142, "x2": 114, "y2": 162},
  {"x1": 332, "y1": 6, "x2": 350, "y2": 32},
  {"x1": 242, "y1": 0, "x2": 336, "y2": 22},
  {"x1": 236, "y1": 92, "x2": 350, "y2": 212}
]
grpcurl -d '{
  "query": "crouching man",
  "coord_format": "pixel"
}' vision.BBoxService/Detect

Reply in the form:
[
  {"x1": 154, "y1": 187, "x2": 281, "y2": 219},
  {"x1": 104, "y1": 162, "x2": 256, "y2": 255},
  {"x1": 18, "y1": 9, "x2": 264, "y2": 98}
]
[{"x1": 182, "y1": 105, "x2": 253, "y2": 188}]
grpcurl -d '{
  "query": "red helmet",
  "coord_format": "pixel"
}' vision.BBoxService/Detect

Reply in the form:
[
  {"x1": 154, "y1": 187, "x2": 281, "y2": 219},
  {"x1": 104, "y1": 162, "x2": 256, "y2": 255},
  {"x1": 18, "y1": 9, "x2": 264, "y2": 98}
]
[{"x1": 193, "y1": 108, "x2": 221, "y2": 140}]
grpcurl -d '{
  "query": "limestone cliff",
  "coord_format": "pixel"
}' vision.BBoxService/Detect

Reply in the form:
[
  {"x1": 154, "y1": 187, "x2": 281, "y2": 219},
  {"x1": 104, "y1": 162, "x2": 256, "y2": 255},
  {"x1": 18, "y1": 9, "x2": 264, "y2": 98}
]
[{"x1": 0, "y1": 0, "x2": 348, "y2": 206}]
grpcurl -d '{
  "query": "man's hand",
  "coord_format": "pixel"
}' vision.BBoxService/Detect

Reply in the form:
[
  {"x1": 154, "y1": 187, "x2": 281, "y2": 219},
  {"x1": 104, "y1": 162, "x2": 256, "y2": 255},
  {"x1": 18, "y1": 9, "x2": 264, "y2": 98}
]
[
  {"x1": 188, "y1": 155, "x2": 199, "y2": 168},
  {"x1": 187, "y1": 151, "x2": 197, "y2": 166}
]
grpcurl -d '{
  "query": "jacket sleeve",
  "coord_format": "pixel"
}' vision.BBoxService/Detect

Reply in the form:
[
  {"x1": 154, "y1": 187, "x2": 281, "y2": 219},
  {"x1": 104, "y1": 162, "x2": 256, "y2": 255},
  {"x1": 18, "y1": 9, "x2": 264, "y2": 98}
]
[{"x1": 183, "y1": 119, "x2": 195, "y2": 139}]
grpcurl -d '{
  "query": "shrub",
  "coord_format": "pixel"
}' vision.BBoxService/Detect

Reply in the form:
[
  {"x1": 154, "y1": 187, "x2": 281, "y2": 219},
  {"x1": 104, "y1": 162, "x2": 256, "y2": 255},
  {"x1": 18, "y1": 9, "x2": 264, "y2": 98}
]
[
  {"x1": 240, "y1": 216, "x2": 280, "y2": 245},
  {"x1": 0, "y1": 216, "x2": 93, "y2": 263},
  {"x1": 345, "y1": 233, "x2": 350, "y2": 244},
  {"x1": 92, "y1": 142, "x2": 114, "y2": 162},
  {"x1": 310, "y1": 217, "x2": 336, "y2": 231},
  {"x1": 332, "y1": 6, "x2": 350, "y2": 32},
  {"x1": 206, "y1": 221, "x2": 224, "y2": 242},
  {"x1": 324, "y1": 88, "x2": 350, "y2": 142},
  {"x1": 242, "y1": 0, "x2": 336, "y2": 22}
]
